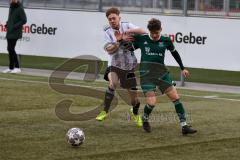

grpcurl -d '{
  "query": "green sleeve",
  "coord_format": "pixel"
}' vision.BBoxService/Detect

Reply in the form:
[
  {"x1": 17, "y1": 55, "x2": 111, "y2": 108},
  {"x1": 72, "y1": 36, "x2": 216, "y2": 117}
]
[
  {"x1": 166, "y1": 37, "x2": 175, "y2": 52},
  {"x1": 132, "y1": 34, "x2": 141, "y2": 49}
]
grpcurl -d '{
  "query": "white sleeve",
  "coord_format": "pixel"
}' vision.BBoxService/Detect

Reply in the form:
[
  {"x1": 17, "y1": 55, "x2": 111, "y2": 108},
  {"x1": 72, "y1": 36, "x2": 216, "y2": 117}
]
[
  {"x1": 104, "y1": 31, "x2": 113, "y2": 43},
  {"x1": 104, "y1": 30, "x2": 116, "y2": 43},
  {"x1": 128, "y1": 22, "x2": 139, "y2": 29},
  {"x1": 104, "y1": 30, "x2": 116, "y2": 51}
]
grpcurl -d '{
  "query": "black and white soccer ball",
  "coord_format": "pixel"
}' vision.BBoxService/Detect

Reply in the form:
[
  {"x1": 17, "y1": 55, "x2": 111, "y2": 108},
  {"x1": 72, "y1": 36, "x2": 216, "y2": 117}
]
[{"x1": 66, "y1": 128, "x2": 85, "y2": 146}]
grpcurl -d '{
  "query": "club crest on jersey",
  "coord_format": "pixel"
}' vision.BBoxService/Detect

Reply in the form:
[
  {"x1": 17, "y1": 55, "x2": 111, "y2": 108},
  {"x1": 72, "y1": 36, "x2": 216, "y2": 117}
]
[
  {"x1": 144, "y1": 41, "x2": 148, "y2": 45},
  {"x1": 158, "y1": 42, "x2": 164, "y2": 47}
]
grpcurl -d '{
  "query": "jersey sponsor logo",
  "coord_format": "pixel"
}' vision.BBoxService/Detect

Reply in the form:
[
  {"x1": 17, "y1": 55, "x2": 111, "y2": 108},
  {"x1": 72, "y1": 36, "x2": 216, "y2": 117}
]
[
  {"x1": 145, "y1": 47, "x2": 150, "y2": 53},
  {"x1": 145, "y1": 47, "x2": 163, "y2": 56},
  {"x1": 168, "y1": 32, "x2": 207, "y2": 45}
]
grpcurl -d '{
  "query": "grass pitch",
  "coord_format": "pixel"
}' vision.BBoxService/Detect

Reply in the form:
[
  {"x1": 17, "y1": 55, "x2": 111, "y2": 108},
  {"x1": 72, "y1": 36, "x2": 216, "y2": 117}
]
[{"x1": 0, "y1": 73, "x2": 240, "y2": 160}]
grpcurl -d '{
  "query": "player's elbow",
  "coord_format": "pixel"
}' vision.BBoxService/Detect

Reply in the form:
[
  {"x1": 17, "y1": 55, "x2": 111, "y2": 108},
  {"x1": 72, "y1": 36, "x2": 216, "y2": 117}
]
[
  {"x1": 104, "y1": 43, "x2": 119, "y2": 55},
  {"x1": 106, "y1": 48, "x2": 116, "y2": 55}
]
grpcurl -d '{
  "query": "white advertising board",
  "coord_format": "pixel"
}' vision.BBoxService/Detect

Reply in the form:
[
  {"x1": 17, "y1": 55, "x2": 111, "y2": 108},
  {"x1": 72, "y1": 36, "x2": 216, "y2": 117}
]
[{"x1": 0, "y1": 7, "x2": 239, "y2": 71}]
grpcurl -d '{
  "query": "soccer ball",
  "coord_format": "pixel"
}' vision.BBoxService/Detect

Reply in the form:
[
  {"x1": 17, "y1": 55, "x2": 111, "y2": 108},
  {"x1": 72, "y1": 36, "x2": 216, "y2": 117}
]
[{"x1": 66, "y1": 128, "x2": 85, "y2": 146}]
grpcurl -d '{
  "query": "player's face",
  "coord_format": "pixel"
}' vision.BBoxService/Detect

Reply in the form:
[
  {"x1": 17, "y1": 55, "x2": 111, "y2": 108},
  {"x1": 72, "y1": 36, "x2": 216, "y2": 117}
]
[
  {"x1": 149, "y1": 29, "x2": 162, "y2": 41},
  {"x1": 107, "y1": 13, "x2": 120, "y2": 30},
  {"x1": 10, "y1": 0, "x2": 18, "y2": 3}
]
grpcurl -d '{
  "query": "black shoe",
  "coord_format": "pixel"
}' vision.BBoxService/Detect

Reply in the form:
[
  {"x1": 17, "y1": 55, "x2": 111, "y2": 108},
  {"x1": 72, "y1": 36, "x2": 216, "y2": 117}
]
[
  {"x1": 143, "y1": 121, "x2": 151, "y2": 133},
  {"x1": 182, "y1": 125, "x2": 197, "y2": 135}
]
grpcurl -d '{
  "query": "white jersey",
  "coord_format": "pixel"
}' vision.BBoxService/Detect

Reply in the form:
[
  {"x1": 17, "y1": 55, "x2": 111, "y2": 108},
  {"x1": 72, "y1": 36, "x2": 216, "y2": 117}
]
[{"x1": 104, "y1": 22, "x2": 138, "y2": 70}]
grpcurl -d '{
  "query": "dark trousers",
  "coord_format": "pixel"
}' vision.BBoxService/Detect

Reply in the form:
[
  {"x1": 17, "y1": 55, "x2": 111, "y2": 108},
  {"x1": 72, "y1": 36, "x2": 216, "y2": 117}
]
[{"x1": 7, "y1": 39, "x2": 20, "y2": 69}]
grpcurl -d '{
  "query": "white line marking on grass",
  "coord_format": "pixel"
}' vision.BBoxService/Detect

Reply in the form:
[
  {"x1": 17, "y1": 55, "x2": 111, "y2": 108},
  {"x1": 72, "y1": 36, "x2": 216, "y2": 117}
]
[
  {"x1": 179, "y1": 94, "x2": 240, "y2": 102},
  {"x1": 203, "y1": 95, "x2": 218, "y2": 98},
  {"x1": 1, "y1": 77, "x2": 240, "y2": 102},
  {"x1": 0, "y1": 77, "x2": 49, "y2": 85}
]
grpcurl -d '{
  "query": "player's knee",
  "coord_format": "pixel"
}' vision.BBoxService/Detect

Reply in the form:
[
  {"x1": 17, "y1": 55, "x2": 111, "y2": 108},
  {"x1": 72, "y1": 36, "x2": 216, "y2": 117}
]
[
  {"x1": 146, "y1": 97, "x2": 156, "y2": 106},
  {"x1": 170, "y1": 94, "x2": 180, "y2": 102},
  {"x1": 148, "y1": 101, "x2": 156, "y2": 106},
  {"x1": 166, "y1": 89, "x2": 179, "y2": 101},
  {"x1": 109, "y1": 82, "x2": 117, "y2": 90}
]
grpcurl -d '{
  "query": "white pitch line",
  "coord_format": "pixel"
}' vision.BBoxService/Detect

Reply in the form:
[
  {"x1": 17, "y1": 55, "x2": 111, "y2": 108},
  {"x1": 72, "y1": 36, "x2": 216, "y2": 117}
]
[
  {"x1": 0, "y1": 77, "x2": 49, "y2": 85},
  {"x1": 0, "y1": 77, "x2": 240, "y2": 102},
  {"x1": 179, "y1": 94, "x2": 240, "y2": 102}
]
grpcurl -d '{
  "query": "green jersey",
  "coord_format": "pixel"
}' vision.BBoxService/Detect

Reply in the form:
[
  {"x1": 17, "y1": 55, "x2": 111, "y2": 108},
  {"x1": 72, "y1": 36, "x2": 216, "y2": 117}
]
[
  {"x1": 134, "y1": 34, "x2": 175, "y2": 65},
  {"x1": 134, "y1": 34, "x2": 175, "y2": 92}
]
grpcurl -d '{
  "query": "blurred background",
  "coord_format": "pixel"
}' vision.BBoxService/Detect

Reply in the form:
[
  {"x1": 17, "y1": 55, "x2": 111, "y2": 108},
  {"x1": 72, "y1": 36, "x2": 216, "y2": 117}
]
[{"x1": 0, "y1": 0, "x2": 240, "y2": 18}]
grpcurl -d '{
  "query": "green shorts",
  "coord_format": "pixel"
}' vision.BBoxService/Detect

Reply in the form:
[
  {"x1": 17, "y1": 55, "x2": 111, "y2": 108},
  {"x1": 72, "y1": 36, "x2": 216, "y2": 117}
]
[{"x1": 140, "y1": 72, "x2": 173, "y2": 93}]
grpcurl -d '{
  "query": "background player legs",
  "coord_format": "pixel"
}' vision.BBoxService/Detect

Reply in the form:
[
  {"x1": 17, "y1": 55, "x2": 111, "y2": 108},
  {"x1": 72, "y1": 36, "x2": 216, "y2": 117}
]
[{"x1": 7, "y1": 39, "x2": 19, "y2": 70}]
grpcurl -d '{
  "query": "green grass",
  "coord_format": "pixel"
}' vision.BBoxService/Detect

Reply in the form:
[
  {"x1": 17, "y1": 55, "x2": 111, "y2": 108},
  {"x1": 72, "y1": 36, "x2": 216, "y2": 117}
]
[
  {"x1": 0, "y1": 53, "x2": 240, "y2": 86},
  {"x1": 0, "y1": 53, "x2": 66, "y2": 70},
  {"x1": 0, "y1": 53, "x2": 108, "y2": 74},
  {"x1": 169, "y1": 66, "x2": 240, "y2": 86},
  {"x1": 0, "y1": 73, "x2": 240, "y2": 160}
]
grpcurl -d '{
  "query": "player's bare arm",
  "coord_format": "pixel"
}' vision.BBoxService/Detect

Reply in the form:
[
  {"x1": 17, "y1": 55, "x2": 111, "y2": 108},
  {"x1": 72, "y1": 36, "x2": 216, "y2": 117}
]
[
  {"x1": 115, "y1": 31, "x2": 134, "y2": 42},
  {"x1": 104, "y1": 42, "x2": 120, "y2": 55},
  {"x1": 104, "y1": 31, "x2": 136, "y2": 55},
  {"x1": 125, "y1": 28, "x2": 146, "y2": 35},
  {"x1": 104, "y1": 34, "x2": 134, "y2": 55}
]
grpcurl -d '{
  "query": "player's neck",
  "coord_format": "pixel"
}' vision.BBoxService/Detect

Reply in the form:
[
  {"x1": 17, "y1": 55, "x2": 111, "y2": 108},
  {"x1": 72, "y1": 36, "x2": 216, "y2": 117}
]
[
  {"x1": 112, "y1": 27, "x2": 119, "y2": 31},
  {"x1": 149, "y1": 34, "x2": 161, "y2": 41}
]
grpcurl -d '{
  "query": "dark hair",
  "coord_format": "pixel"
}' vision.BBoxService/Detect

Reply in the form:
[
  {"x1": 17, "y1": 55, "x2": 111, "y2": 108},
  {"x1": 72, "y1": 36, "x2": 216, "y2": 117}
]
[
  {"x1": 147, "y1": 18, "x2": 162, "y2": 31},
  {"x1": 106, "y1": 7, "x2": 120, "y2": 17}
]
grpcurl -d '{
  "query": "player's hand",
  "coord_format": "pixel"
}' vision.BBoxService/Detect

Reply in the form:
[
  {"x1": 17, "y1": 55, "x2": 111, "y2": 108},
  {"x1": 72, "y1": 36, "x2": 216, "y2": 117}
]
[
  {"x1": 115, "y1": 31, "x2": 134, "y2": 42},
  {"x1": 124, "y1": 30, "x2": 135, "y2": 36},
  {"x1": 114, "y1": 31, "x2": 123, "y2": 42},
  {"x1": 122, "y1": 33, "x2": 134, "y2": 42},
  {"x1": 182, "y1": 69, "x2": 190, "y2": 78}
]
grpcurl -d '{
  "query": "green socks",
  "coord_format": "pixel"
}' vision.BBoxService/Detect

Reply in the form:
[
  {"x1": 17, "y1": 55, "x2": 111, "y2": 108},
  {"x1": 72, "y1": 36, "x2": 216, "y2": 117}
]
[
  {"x1": 173, "y1": 99, "x2": 187, "y2": 126},
  {"x1": 142, "y1": 104, "x2": 154, "y2": 122}
]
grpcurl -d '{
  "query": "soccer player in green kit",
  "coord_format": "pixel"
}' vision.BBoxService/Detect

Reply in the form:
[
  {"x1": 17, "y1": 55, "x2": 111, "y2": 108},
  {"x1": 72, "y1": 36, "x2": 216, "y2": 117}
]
[{"x1": 133, "y1": 18, "x2": 197, "y2": 135}]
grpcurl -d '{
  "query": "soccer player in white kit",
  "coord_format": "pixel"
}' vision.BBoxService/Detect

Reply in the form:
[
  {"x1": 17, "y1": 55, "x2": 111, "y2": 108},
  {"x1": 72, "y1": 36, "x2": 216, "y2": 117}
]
[{"x1": 96, "y1": 7, "x2": 145, "y2": 127}]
